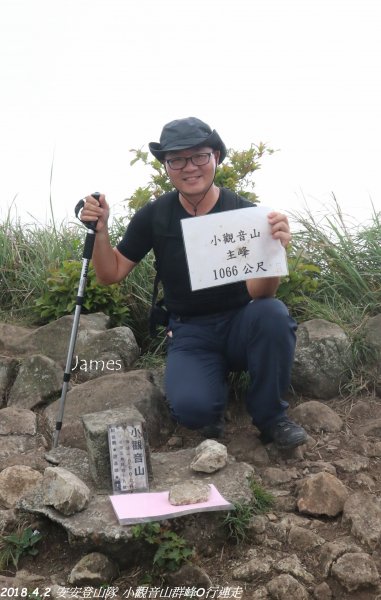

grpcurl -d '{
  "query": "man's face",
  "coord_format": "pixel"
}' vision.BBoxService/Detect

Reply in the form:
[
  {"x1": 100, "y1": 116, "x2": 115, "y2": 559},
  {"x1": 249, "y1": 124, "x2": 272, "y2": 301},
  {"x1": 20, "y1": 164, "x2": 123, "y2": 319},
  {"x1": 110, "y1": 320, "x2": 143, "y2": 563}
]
[{"x1": 164, "y1": 146, "x2": 219, "y2": 196}]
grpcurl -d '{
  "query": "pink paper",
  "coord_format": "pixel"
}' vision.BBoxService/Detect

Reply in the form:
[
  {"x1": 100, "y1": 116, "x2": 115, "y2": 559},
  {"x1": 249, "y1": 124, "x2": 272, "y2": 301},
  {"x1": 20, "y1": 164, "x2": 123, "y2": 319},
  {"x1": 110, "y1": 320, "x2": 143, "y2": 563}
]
[{"x1": 109, "y1": 484, "x2": 234, "y2": 525}]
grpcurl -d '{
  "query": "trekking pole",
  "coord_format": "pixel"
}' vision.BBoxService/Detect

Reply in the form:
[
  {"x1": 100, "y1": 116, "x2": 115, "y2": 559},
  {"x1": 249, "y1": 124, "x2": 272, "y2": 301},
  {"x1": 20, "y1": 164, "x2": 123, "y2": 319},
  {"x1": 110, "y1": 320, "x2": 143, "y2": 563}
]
[{"x1": 52, "y1": 192, "x2": 100, "y2": 448}]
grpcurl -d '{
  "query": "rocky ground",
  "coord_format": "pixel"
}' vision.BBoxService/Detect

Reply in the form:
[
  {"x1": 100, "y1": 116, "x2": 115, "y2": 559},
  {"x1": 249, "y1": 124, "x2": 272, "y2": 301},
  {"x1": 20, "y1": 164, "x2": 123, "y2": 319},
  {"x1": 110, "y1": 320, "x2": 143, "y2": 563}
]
[
  {"x1": 1, "y1": 315, "x2": 381, "y2": 599},
  {"x1": 1, "y1": 392, "x2": 381, "y2": 600}
]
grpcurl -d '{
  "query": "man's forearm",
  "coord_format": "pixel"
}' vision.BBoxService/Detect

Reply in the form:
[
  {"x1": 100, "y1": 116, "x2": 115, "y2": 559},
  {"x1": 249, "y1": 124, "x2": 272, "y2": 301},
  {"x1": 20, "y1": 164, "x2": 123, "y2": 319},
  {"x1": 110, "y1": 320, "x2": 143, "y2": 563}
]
[
  {"x1": 246, "y1": 276, "x2": 280, "y2": 299},
  {"x1": 92, "y1": 230, "x2": 119, "y2": 284}
]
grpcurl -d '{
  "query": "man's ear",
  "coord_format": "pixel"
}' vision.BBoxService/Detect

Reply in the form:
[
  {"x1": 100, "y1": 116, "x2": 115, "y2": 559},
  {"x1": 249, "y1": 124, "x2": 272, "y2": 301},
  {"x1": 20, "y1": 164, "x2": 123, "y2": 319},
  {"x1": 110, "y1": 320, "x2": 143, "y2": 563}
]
[{"x1": 214, "y1": 150, "x2": 220, "y2": 164}]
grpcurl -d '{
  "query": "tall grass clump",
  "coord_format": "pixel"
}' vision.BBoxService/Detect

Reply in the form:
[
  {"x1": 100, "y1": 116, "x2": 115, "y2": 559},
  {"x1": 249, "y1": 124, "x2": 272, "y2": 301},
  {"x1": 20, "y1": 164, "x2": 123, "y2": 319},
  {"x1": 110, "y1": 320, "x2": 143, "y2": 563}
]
[
  {"x1": 291, "y1": 196, "x2": 381, "y2": 392},
  {"x1": 0, "y1": 212, "x2": 85, "y2": 322}
]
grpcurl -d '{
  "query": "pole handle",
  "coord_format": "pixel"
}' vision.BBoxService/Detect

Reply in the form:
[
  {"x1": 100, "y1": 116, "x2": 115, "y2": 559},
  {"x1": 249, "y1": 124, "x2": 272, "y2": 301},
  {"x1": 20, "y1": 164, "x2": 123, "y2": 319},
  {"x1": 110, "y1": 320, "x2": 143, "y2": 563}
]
[{"x1": 75, "y1": 192, "x2": 100, "y2": 231}]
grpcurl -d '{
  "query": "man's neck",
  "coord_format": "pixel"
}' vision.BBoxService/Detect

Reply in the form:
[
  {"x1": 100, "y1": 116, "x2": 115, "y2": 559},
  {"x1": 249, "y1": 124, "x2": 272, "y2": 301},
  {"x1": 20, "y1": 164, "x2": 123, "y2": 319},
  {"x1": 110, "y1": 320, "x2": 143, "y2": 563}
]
[{"x1": 179, "y1": 184, "x2": 220, "y2": 216}]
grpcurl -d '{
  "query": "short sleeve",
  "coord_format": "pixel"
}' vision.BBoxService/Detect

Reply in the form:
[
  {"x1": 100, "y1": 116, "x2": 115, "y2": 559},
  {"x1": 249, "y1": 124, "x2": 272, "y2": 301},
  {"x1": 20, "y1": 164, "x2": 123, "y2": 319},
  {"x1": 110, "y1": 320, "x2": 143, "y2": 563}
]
[{"x1": 116, "y1": 202, "x2": 154, "y2": 263}]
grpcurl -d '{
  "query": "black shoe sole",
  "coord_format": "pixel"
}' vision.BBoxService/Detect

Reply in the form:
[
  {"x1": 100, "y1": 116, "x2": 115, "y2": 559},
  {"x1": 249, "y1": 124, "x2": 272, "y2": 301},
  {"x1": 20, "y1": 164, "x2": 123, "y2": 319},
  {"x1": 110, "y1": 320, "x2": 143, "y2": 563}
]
[{"x1": 273, "y1": 434, "x2": 308, "y2": 450}]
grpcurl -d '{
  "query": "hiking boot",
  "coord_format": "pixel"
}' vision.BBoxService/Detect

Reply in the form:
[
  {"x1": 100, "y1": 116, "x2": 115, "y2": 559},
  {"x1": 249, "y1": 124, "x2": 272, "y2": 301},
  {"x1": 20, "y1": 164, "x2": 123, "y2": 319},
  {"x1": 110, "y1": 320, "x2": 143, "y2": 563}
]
[
  {"x1": 200, "y1": 417, "x2": 225, "y2": 439},
  {"x1": 262, "y1": 417, "x2": 307, "y2": 450}
]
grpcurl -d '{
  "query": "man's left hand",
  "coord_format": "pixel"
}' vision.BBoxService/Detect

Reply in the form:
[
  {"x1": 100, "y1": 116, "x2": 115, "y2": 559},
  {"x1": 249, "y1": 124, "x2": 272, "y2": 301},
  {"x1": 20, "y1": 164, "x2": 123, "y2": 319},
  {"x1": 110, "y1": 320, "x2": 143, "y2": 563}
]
[{"x1": 268, "y1": 212, "x2": 291, "y2": 248}]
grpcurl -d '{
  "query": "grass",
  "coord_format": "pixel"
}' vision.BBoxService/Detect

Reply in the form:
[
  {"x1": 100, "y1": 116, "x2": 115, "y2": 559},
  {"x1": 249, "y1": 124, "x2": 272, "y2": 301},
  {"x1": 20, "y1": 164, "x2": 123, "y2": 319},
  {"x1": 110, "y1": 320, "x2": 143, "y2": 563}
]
[
  {"x1": 289, "y1": 196, "x2": 381, "y2": 393},
  {"x1": 0, "y1": 210, "x2": 85, "y2": 322},
  {"x1": 222, "y1": 477, "x2": 275, "y2": 544}
]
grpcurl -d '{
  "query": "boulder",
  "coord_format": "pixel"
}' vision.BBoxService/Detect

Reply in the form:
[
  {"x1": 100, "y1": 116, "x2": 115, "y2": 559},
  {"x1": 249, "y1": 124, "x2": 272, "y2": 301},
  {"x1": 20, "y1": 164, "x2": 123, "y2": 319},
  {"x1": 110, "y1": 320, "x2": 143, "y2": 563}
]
[
  {"x1": 0, "y1": 407, "x2": 37, "y2": 435},
  {"x1": 292, "y1": 319, "x2": 350, "y2": 399},
  {"x1": 0, "y1": 357, "x2": 18, "y2": 407},
  {"x1": 363, "y1": 314, "x2": 381, "y2": 396},
  {"x1": 342, "y1": 491, "x2": 381, "y2": 549},
  {"x1": 331, "y1": 552, "x2": 379, "y2": 592},
  {"x1": 0, "y1": 465, "x2": 43, "y2": 508},
  {"x1": 68, "y1": 552, "x2": 118, "y2": 585},
  {"x1": 44, "y1": 370, "x2": 172, "y2": 449},
  {"x1": 42, "y1": 466, "x2": 91, "y2": 516},
  {"x1": 290, "y1": 400, "x2": 343, "y2": 433},
  {"x1": 190, "y1": 439, "x2": 228, "y2": 473},
  {"x1": 25, "y1": 313, "x2": 110, "y2": 364},
  {"x1": 296, "y1": 472, "x2": 349, "y2": 516},
  {"x1": 8, "y1": 355, "x2": 63, "y2": 409}
]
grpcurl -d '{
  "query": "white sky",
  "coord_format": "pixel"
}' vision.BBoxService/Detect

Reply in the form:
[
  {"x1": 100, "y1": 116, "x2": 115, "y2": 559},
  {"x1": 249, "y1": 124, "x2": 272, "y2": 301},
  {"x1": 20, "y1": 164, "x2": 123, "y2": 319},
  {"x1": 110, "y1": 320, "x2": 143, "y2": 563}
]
[{"x1": 1, "y1": 0, "x2": 380, "y2": 227}]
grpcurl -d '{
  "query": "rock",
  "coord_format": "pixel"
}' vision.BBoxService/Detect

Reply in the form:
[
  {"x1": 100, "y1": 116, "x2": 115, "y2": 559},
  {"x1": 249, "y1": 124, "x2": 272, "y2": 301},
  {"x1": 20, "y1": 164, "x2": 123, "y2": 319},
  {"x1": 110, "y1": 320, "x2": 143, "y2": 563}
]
[
  {"x1": 42, "y1": 467, "x2": 91, "y2": 515},
  {"x1": 333, "y1": 454, "x2": 370, "y2": 473},
  {"x1": 2, "y1": 312, "x2": 381, "y2": 591},
  {"x1": 167, "y1": 435, "x2": 183, "y2": 448},
  {"x1": 262, "y1": 467, "x2": 298, "y2": 485},
  {"x1": 0, "y1": 322, "x2": 32, "y2": 352},
  {"x1": 1, "y1": 447, "x2": 49, "y2": 472},
  {"x1": 232, "y1": 555, "x2": 273, "y2": 581},
  {"x1": 288, "y1": 525, "x2": 325, "y2": 550},
  {"x1": 250, "y1": 588, "x2": 269, "y2": 599},
  {"x1": 82, "y1": 407, "x2": 151, "y2": 491},
  {"x1": 169, "y1": 481, "x2": 210, "y2": 505},
  {"x1": 23, "y1": 314, "x2": 140, "y2": 383},
  {"x1": 266, "y1": 573, "x2": 309, "y2": 599},
  {"x1": 18, "y1": 489, "x2": 134, "y2": 549},
  {"x1": 152, "y1": 450, "x2": 255, "y2": 505},
  {"x1": 72, "y1": 326, "x2": 140, "y2": 382},
  {"x1": 8, "y1": 355, "x2": 63, "y2": 409},
  {"x1": 44, "y1": 370, "x2": 172, "y2": 449},
  {"x1": 356, "y1": 418, "x2": 381, "y2": 438},
  {"x1": 0, "y1": 406, "x2": 37, "y2": 435},
  {"x1": 0, "y1": 357, "x2": 18, "y2": 407},
  {"x1": 292, "y1": 319, "x2": 350, "y2": 399},
  {"x1": 296, "y1": 472, "x2": 348, "y2": 516},
  {"x1": 0, "y1": 508, "x2": 17, "y2": 533},
  {"x1": 290, "y1": 400, "x2": 343, "y2": 433},
  {"x1": 319, "y1": 539, "x2": 364, "y2": 577},
  {"x1": 0, "y1": 435, "x2": 48, "y2": 470},
  {"x1": 24, "y1": 313, "x2": 110, "y2": 365},
  {"x1": 354, "y1": 473, "x2": 376, "y2": 490},
  {"x1": 363, "y1": 314, "x2": 381, "y2": 395},
  {"x1": 68, "y1": 552, "x2": 118, "y2": 585},
  {"x1": 17, "y1": 449, "x2": 254, "y2": 549},
  {"x1": 331, "y1": 552, "x2": 380, "y2": 591},
  {"x1": 247, "y1": 514, "x2": 267, "y2": 535},
  {"x1": 300, "y1": 460, "x2": 337, "y2": 476},
  {"x1": 342, "y1": 491, "x2": 381, "y2": 549},
  {"x1": 44, "y1": 446, "x2": 92, "y2": 486},
  {"x1": 0, "y1": 465, "x2": 43, "y2": 508},
  {"x1": 313, "y1": 582, "x2": 332, "y2": 599},
  {"x1": 13, "y1": 570, "x2": 45, "y2": 587},
  {"x1": 165, "y1": 564, "x2": 212, "y2": 588},
  {"x1": 274, "y1": 554, "x2": 315, "y2": 583},
  {"x1": 190, "y1": 439, "x2": 228, "y2": 473}
]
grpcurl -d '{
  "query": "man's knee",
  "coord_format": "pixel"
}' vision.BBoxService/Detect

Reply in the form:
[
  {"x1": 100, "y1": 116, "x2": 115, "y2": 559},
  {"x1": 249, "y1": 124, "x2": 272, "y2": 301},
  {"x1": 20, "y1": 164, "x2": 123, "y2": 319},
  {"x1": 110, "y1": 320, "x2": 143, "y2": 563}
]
[
  {"x1": 169, "y1": 394, "x2": 218, "y2": 429},
  {"x1": 247, "y1": 298, "x2": 296, "y2": 336}
]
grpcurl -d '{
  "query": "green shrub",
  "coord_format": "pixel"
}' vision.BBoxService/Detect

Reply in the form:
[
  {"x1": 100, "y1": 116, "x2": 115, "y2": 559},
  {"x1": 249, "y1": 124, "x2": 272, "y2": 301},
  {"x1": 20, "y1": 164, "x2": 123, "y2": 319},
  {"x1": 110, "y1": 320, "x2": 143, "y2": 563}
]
[
  {"x1": 34, "y1": 260, "x2": 129, "y2": 327},
  {"x1": 0, "y1": 525, "x2": 42, "y2": 571},
  {"x1": 131, "y1": 522, "x2": 194, "y2": 573},
  {"x1": 277, "y1": 249, "x2": 321, "y2": 320}
]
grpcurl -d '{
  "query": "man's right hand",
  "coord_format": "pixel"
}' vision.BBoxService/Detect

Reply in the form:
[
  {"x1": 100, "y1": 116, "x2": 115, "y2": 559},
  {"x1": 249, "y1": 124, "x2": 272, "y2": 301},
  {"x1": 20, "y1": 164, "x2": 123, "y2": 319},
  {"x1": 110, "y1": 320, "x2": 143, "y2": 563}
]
[{"x1": 81, "y1": 193, "x2": 110, "y2": 232}]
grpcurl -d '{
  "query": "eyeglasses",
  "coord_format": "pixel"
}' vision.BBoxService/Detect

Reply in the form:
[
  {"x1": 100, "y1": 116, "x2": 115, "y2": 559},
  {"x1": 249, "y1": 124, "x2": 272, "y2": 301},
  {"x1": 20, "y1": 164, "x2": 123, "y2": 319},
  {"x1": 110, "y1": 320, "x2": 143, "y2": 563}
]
[{"x1": 165, "y1": 152, "x2": 214, "y2": 170}]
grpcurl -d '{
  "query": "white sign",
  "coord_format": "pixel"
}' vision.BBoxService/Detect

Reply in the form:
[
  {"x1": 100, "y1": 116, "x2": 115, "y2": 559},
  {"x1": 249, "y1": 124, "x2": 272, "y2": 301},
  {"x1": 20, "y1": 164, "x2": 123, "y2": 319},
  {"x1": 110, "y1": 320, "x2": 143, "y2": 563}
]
[
  {"x1": 181, "y1": 206, "x2": 289, "y2": 291},
  {"x1": 108, "y1": 422, "x2": 149, "y2": 494}
]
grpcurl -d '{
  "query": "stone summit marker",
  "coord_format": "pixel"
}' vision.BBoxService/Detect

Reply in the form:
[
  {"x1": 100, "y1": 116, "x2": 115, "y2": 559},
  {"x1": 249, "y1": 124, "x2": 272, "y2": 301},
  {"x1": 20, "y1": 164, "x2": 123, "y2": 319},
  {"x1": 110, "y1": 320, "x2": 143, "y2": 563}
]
[{"x1": 108, "y1": 422, "x2": 150, "y2": 493}]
